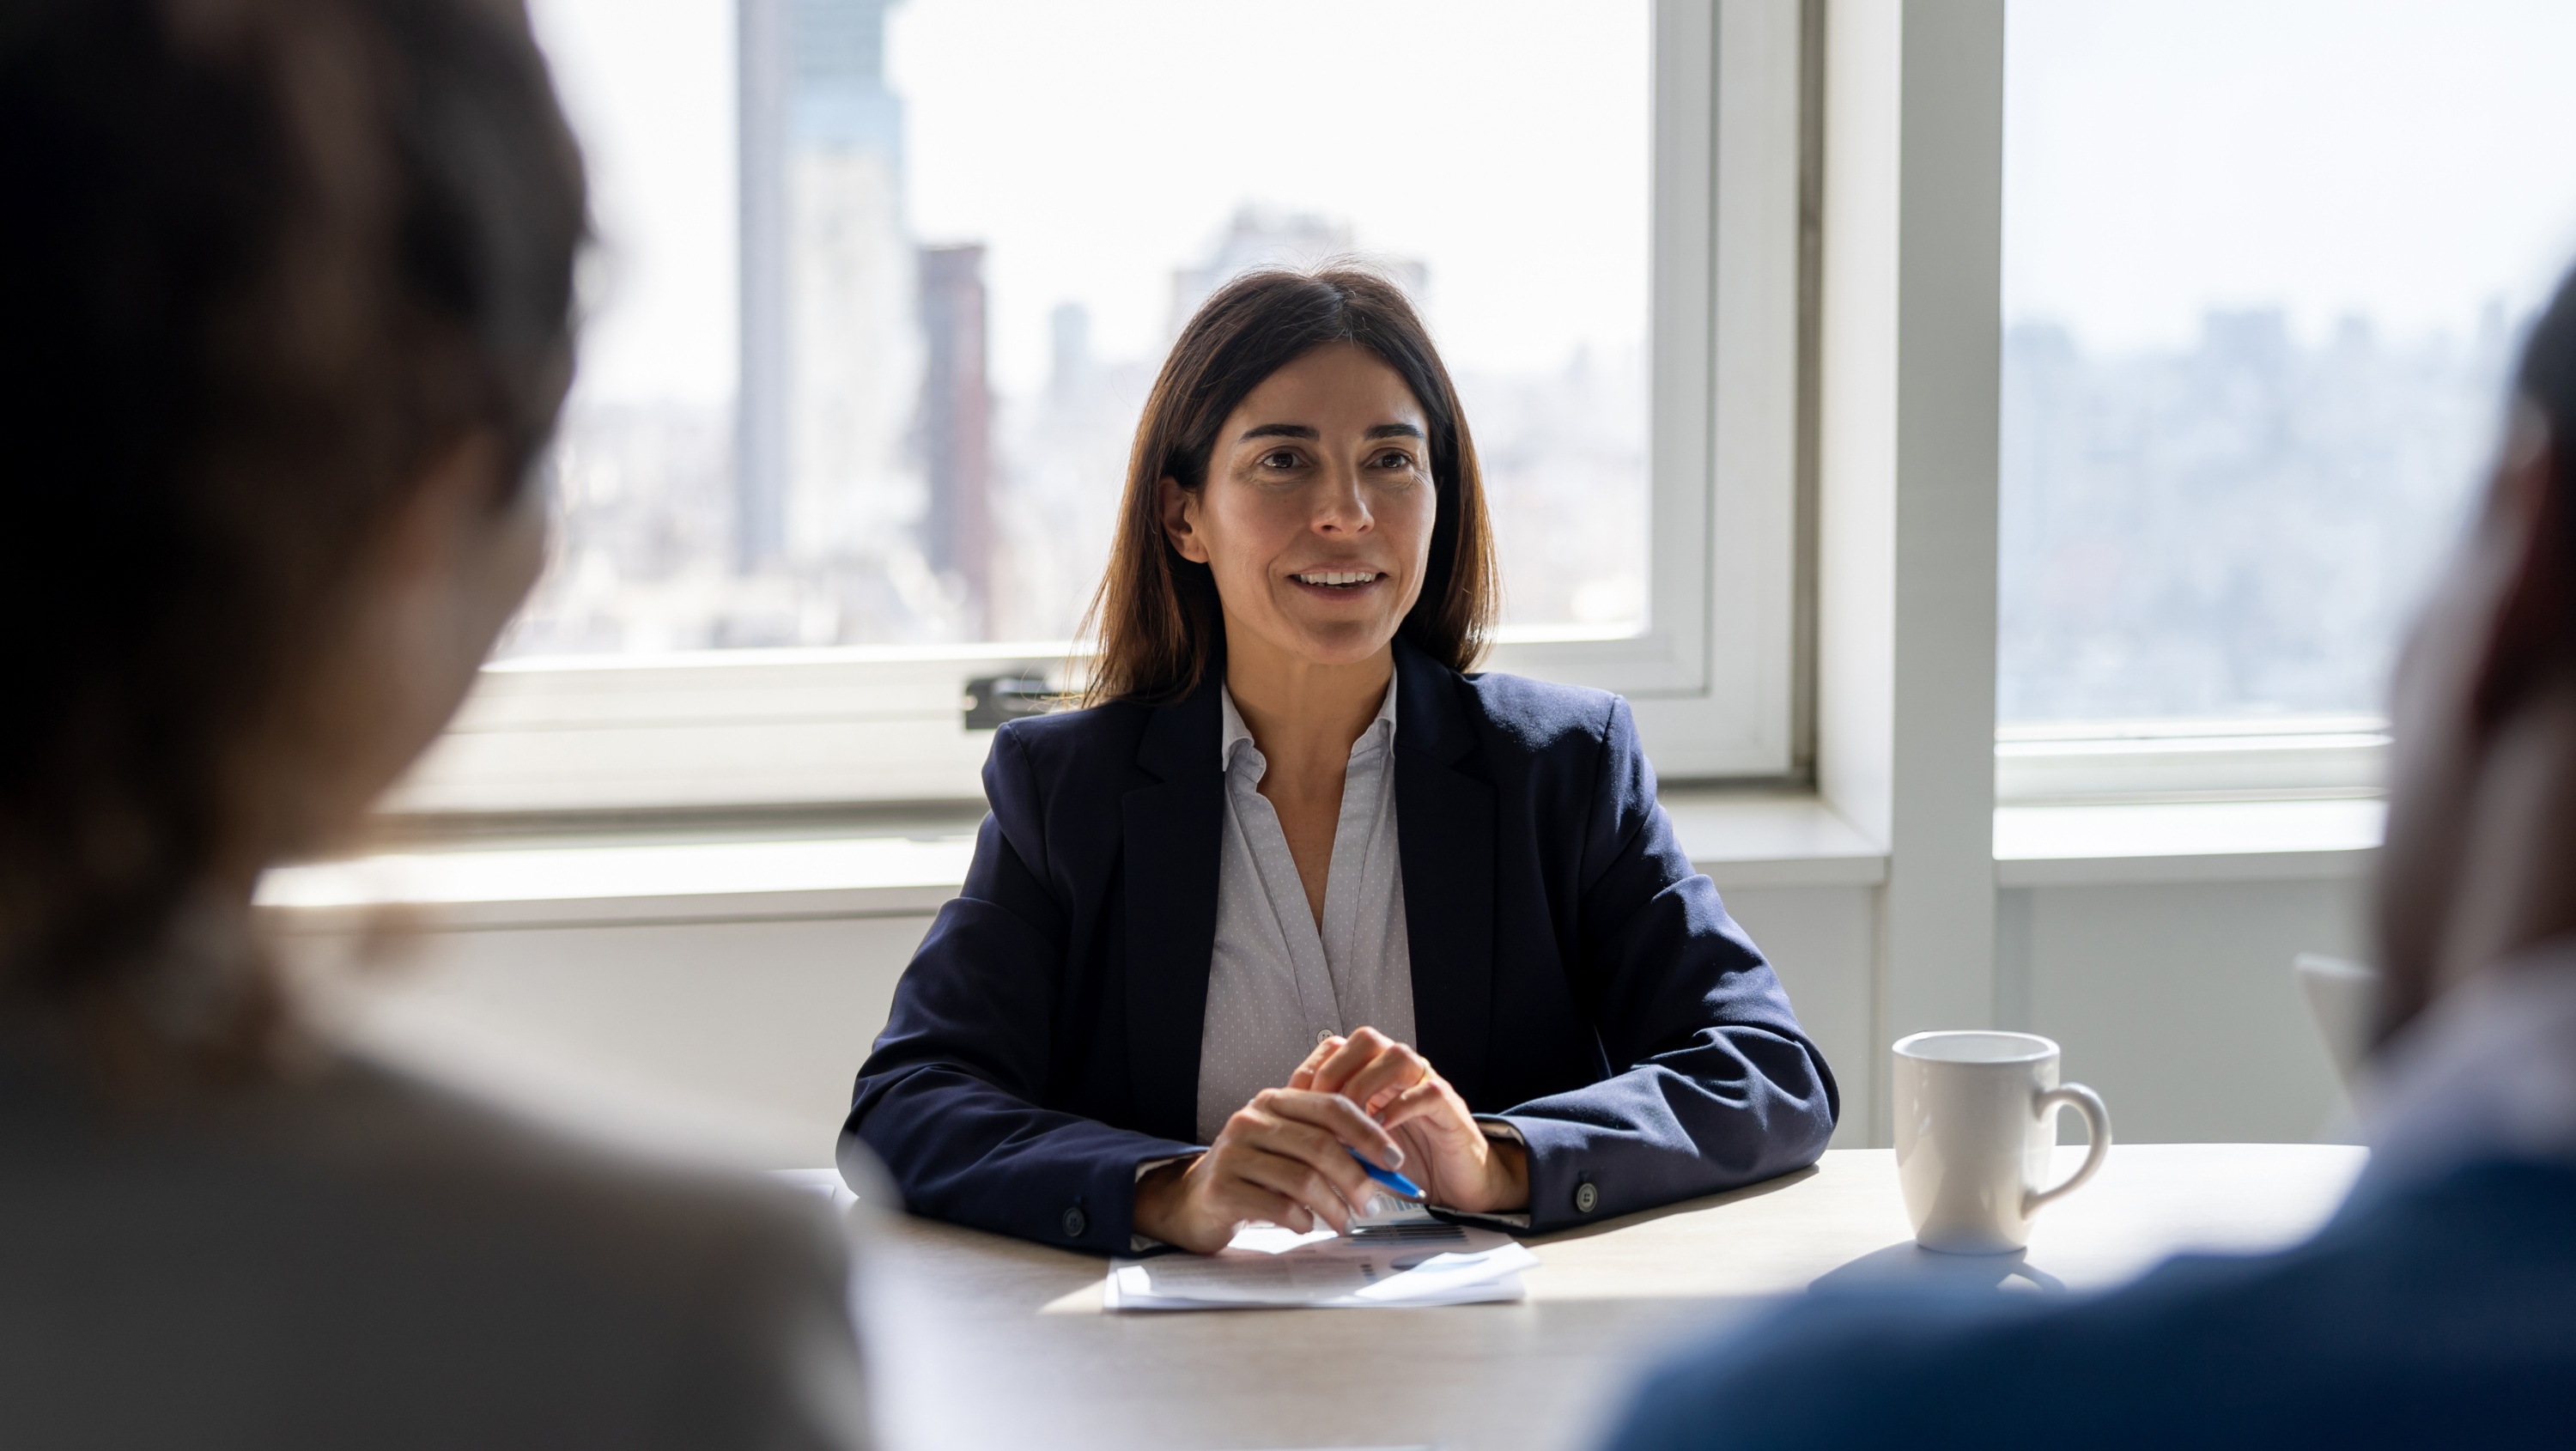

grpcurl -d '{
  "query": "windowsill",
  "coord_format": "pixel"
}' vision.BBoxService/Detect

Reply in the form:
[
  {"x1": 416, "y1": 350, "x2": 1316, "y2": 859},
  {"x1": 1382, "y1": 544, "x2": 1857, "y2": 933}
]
[
  {"x1": 1995, "y1": 719, "x2": 2386, "y2": 804},
  {"x1": 1659, "y1": 790, "x2": 1886, "y2": 888},
  {"x1": 253, "y1": 792, "x2": 2389, "y2": 932},
  {"x1": 258, "y1": 789, "x2": 1890, "y2": 932},
  {"x1": 1995, "y1": 797, "x2": 2384, "y2": 888},
  {"x1": 258, "y1": 831, "x2": 981, "y2": 932}
]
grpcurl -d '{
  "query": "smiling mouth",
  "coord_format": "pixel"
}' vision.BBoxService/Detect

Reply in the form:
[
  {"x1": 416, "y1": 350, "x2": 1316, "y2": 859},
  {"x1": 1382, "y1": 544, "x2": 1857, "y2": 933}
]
[{"x1": 1291, "y1": 570, "x2": 1384, "y2": 590}]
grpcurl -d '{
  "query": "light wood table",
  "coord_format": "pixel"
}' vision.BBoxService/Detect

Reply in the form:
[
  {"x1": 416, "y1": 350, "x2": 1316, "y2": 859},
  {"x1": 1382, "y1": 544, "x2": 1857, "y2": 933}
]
[{"x1": 865, "y1": 1144, "x2": 2366, "y2": 1451}]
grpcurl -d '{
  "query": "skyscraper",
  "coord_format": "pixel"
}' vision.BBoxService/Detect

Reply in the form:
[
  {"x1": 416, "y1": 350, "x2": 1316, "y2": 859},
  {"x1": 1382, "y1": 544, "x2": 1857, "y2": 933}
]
[
  {"x1": 737, "y1": 0, "x2": 920, "y2": 571},
  {"x1": 918, "y1": 243, "x2": 992, "y2": 630}
]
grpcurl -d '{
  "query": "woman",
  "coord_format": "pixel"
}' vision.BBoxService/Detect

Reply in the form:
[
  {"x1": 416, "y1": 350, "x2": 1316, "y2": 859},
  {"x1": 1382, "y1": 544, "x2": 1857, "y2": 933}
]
[
  {"x1": 0, "y1": 2, "x2": 865, "y2": 1443},
  {"x1": 844, "y1": 269, "x2": 1838, "y2": 1254}
]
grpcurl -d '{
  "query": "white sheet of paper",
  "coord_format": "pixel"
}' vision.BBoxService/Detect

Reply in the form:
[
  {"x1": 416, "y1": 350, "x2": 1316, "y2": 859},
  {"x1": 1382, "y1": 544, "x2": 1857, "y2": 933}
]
[{"x1": 1103, "y1": 1217, "x2": 1538, "y2": 1311}]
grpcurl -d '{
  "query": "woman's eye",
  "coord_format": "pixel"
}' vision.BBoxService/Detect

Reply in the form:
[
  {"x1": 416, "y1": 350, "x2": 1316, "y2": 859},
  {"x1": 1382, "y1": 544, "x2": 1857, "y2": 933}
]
[
  {"x1": 1373, "y1": 451, "x2": 1415, "y2": 471},
  {"x1": 1259, "y1": 450, "x2": 1301, "y2": 471}
]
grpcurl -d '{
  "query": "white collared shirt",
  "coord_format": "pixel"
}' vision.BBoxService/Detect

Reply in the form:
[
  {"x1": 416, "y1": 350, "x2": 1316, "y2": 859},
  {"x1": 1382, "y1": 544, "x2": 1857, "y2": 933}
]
[{"x1": 1194, "y1": 678, "x2": 1417, "y2": 1144}]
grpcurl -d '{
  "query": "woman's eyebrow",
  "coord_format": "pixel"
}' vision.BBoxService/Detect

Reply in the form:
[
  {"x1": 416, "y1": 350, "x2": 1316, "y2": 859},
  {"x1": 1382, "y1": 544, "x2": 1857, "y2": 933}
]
[
  {"x1": 1239, "y1": 422, "x2": 1319, "y2": 441},
  {"x1": 1365, "y1": 422, "x2": 1425, "y2": 440}
]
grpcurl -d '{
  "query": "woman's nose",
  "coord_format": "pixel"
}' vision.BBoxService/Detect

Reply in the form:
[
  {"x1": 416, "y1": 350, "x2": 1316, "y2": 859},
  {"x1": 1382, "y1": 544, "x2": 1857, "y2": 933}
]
[{"x1": 1312, "y1": 464, "x2": 1372, "y2": 533}]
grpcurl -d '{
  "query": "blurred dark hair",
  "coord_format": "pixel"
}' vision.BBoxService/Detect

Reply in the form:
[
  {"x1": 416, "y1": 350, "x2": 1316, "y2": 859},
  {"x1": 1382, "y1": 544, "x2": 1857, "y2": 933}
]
[
  {"x1": 0, "y1": 0, "x2": 584, "y2": 1057},
  {"x1": 2519, "y1": 265, "x2": 2576, "y2": 489},
  {"x1": 1081, "y1": 266, "x2": 1499, "y2": 706}
]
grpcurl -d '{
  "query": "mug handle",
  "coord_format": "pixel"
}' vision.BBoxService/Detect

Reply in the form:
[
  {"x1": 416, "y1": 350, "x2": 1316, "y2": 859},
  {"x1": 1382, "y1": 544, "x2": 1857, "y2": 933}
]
[{"x1": 2024, "y1": 1083, "x2": 2113, "y2": 1215}]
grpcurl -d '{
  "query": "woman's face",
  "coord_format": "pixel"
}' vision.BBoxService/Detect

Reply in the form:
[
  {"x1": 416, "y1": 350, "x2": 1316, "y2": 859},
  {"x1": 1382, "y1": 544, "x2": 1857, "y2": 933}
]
[{"x1": 1162, "y1": 343, "x2": 1438, "y2": 671}]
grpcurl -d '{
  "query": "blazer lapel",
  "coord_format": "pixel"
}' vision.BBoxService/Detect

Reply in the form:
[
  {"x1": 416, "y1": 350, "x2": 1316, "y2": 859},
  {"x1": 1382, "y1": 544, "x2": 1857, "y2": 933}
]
[
  {"x1": 1393, "y1": 641, "x2": 1497, "y2": 1107},
  {"x1": 1121, "y1": 674, "x2": 1226, "y2": 1143}
]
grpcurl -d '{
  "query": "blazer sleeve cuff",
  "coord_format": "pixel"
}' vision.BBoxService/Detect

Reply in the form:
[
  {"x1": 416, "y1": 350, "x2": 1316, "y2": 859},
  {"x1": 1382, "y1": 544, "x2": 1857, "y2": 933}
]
[
  {"x1": 1033, "y1": 1136, "x2": 1202, "y2": 1256},
  {"x1": 1480, "y1": 1112, "x2": 1609, "y2": 1235}
]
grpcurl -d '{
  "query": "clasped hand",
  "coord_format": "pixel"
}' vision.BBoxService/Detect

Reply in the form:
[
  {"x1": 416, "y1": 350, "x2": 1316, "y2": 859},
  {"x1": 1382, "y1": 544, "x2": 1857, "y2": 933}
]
[{"x1": 1132, "y1": 1028, "x2": 1531, "y2": 1254}]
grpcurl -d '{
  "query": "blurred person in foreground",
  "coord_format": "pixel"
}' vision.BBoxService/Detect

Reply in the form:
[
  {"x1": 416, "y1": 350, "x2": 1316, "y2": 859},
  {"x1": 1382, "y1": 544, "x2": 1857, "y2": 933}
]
[
  {"x1": 1601, "y1": 267, "x2": 2576, "y2": 1448},
  {"x1": 0, "y1": 1, "x2": 870, "y2": 1446}
]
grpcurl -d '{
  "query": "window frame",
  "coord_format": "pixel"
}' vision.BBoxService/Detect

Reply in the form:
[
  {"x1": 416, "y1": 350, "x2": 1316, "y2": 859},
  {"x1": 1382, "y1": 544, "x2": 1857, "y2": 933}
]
[
  {"x1": 388, "y1": 0, "x2": 1810, "y2": 818},
  {"x1": 1993, "y1": 717, "x2": 2388, "y2": 806},
  {"x1": 1984, "y1": 4, "x2": 2437, "y2": 810}
]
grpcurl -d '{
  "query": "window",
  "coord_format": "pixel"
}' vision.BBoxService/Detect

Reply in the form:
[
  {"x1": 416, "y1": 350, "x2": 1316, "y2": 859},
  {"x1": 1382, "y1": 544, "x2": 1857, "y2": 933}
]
[
  {"x1": 394, "y1": 0, "x2": 1804, "y2": 816},
  {"x1": 1997, "y1": 0, "x2": 2576, "y2": 800}
]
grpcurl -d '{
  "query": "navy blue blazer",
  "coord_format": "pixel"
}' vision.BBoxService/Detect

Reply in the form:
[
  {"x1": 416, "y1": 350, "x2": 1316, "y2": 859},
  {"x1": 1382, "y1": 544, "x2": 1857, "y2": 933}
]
[
  {"x1": 1603, "y1": 1157, "x2": 2576, "y2": 1449},
  {"x1": 840, "y1": 640, "x2": 1838, "y2": 1254}
]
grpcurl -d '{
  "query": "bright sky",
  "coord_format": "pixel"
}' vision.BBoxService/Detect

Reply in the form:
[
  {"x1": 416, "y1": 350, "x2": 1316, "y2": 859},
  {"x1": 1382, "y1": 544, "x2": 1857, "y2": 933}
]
[
  {"x1": 525, "y1": 0, "x2": 1649, "y2": 409},
  {"x1": 528, "y1": 0, "x2": 2576, "y2": 404},
  {"x1": 2007, "y1": 0, "x2": 2576, "y2": 351},
  {"x1": 525, "y1": 0, "x2": 736, "y2": 407}
]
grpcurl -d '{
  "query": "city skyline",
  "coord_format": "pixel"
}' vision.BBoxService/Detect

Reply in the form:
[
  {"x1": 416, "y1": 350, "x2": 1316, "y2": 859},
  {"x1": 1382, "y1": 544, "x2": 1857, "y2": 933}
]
[
  {"x1": 1999, "y1": 302, "x2": 2514, "y2": 723},
  {"x1": 524, "y1": 0, "x2": 1649, "y2": 413},
  {"x1": 503, "y1": 193, "x2": 1650, "y2": 658},
  {"x1": 506, "y1": 0, "x2": 1654, "y2": 659}
]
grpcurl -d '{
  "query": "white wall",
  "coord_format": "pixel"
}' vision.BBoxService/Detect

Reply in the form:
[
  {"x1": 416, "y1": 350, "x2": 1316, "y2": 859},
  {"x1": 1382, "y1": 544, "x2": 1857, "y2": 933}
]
[
  {"x1": 2002, "y1": 878, "x2": 2366, "y2": 1144},
  {"x1": 1725, "y1": 885, "x2": 1879, "y2": 1148},
  {"x1": 295, "y1": 886, "x2": 1880, "y2": 1168},
  {"x1": 283, "y1": 867, "x2": 2360, "y2": 1175}
]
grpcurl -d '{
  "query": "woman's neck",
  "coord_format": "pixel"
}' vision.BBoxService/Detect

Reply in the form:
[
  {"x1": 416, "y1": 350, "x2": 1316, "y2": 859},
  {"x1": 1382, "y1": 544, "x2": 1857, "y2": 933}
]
[{"x1": 1220, "y1": 625, "x2": 1394, "y2": 780}]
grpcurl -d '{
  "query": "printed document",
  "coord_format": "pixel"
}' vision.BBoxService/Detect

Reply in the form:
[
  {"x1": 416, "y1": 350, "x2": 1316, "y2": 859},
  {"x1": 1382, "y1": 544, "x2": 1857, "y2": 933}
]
[{"x1": 1104, "y1": 1212, "x2": 1537, "y2": 1311}]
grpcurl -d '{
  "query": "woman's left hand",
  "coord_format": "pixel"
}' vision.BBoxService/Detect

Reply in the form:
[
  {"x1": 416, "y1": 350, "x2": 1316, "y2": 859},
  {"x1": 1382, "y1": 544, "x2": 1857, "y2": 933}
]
[{"x1": 1289, "y1": 1028, "x2": 1529, "y2": 1215}]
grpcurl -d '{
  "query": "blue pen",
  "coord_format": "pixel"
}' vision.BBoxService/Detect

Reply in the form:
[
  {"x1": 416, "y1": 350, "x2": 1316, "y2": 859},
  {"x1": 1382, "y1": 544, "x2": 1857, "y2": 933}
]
[{"x1": 1349, "y1": 1147, "x2": 1425, "y2": 1200}]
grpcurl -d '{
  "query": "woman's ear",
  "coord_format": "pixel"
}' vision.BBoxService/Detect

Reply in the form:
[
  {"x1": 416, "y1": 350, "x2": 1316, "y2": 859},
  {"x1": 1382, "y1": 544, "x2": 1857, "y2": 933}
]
[{"x1": 1158, "y1": 477, "x2": 1211, "y2": 564}]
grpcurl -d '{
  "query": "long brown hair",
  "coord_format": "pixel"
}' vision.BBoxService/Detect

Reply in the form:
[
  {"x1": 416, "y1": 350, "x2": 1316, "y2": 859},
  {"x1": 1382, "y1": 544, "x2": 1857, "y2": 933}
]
[{"x1": 1081, "y1": 266, "x2": 1499, "y2": 705}]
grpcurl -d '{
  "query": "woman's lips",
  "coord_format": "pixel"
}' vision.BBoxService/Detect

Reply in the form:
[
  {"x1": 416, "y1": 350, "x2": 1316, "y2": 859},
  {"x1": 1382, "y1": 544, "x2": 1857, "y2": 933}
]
[{"x1": 1287, "y1": 569, "x2": 1387, "y2": 598}]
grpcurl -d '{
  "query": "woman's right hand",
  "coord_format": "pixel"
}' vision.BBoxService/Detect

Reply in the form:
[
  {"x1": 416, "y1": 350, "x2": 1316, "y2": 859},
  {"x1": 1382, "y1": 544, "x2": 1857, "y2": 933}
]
[{"x1": 1130, "y1": 1088, "x2": 1411, "y2": 1254}]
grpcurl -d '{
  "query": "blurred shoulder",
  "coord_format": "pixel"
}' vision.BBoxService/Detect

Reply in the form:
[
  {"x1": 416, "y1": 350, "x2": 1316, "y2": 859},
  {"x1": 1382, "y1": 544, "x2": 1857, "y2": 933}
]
[
  {"x1": 1609, "y1": 1160, "x2": 2576, "y2": 1451},
  {"x1": 1607, "y1": 1287, "x2": 2029, "y2": 1451},
  {"x1": 0, "y1": 1052, "x2": 872, "y2": 1447},
  {"x1": 272, "y1": 1059, "x2": 850, "y2": 1277}
]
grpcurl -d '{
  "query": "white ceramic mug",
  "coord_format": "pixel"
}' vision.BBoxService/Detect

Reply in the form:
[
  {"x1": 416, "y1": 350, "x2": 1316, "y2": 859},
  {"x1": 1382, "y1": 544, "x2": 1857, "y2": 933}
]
[{"x1": 1893, "y1": 1031, "x2": 2112, "y2": 1254}]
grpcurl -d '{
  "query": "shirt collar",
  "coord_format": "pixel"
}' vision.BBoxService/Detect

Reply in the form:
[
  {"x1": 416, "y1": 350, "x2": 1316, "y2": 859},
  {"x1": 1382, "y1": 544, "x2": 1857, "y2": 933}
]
[
  {"x1": 2361, "y1": 937, "x2": 2576, "y2": 1196},
  {"x1": 1218, "y1": 673, "x2": 1400, "y2": 773}
]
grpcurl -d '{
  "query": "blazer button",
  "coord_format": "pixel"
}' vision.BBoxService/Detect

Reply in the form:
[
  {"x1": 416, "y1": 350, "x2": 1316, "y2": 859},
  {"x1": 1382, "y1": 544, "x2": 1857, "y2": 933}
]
[
  {"x1": 1573, "y1": 1181, "x2": 1600, "y2": 1215},
  {"x1": 1061, "y1": 1205, "x2": 1088, "y2": 1239}
]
